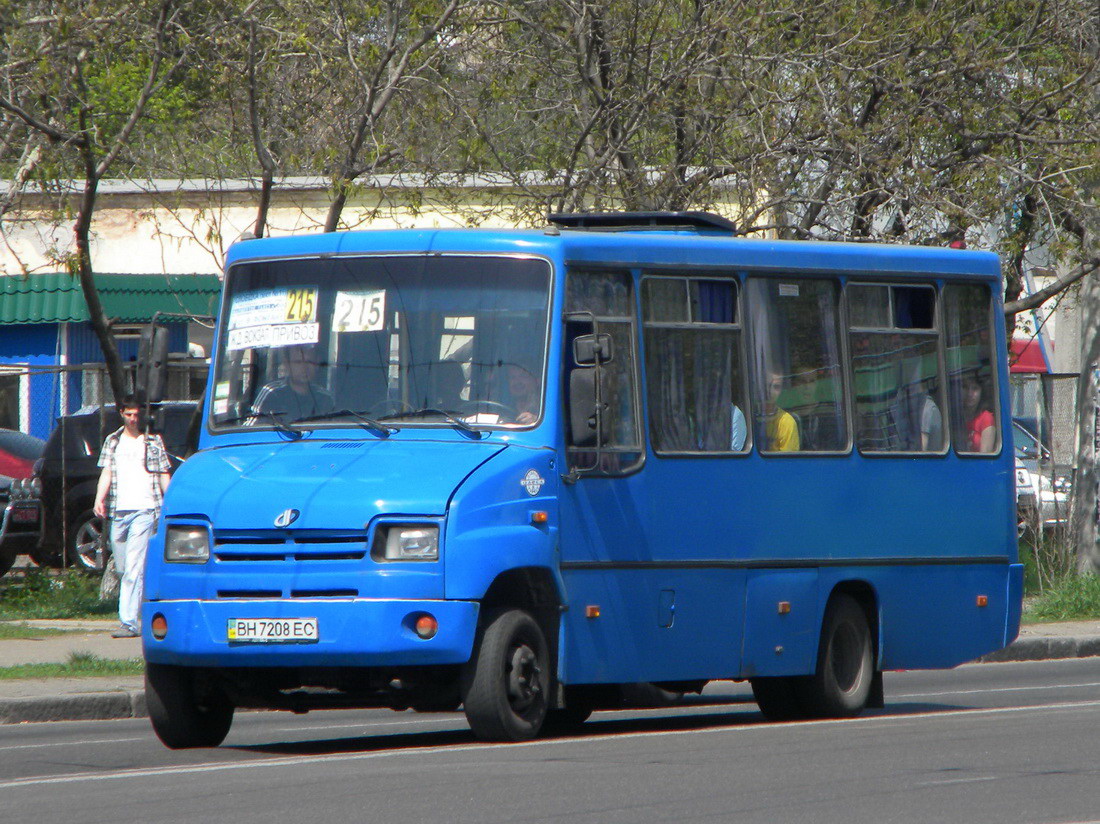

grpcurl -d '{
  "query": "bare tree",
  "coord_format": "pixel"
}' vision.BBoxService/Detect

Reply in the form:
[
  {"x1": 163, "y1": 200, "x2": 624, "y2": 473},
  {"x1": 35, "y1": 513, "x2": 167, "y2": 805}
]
[{"x1": 0, "y1": 0, "x2": 194, "y2": 402}]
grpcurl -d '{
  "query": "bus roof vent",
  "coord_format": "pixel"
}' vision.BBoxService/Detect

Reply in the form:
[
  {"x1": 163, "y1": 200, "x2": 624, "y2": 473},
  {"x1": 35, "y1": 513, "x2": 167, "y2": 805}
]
[{"x1": 546, "y1": 211, "x2": 737, "y2": 234}]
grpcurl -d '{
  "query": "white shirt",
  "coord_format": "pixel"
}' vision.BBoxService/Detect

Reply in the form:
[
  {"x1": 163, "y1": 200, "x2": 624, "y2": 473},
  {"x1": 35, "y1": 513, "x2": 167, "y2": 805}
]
[{"x1": 113, "y1": 433, "x2": 160, "y2": 511}]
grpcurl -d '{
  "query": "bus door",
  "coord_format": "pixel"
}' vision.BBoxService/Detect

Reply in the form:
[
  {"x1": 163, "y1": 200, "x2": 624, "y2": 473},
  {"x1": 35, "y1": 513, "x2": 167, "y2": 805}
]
[{"x1": 557, "y1": 269, "x2": 744, "y2": 686}]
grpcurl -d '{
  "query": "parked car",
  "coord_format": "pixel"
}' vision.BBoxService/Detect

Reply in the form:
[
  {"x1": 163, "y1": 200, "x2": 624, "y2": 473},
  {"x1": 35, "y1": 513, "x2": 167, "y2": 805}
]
[
  {"x1": 0, "y1": 430, "x2": 46, "y2": 576},
  {"x1": 0, "y1": 428, "x2": 45, "y2": 479},
  {"x1": 24, "y1": 403, "x2": 198, "y2": 572},
  {"x1": 1013, "y1": 420, "x2": 1072, "y2": 533}
]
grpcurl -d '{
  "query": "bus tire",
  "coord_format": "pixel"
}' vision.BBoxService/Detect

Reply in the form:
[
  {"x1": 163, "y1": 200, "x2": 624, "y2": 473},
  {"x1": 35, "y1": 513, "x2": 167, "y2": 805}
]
[
  {"x1": 462, "y1": 609, "x2": 550, "y2": 741},
  {"x1": 750, "y1": 676, "x2": 809, "y2": 721},
  {"x1": 146, "y1": 663, "x2": 234, "y2": 749},
  {"x1": 802, "y1": 593, "x2": 873, "y2": 718}
]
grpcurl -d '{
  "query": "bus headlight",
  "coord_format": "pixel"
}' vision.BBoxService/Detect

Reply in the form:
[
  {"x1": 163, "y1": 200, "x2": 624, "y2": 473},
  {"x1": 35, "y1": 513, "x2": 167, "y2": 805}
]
[
  {"x1": 165, "y1": 525, "x2": 210, "y2": 563},
  {"x1": 372, "y1": 524, "x2": 439, "y2": 561}
]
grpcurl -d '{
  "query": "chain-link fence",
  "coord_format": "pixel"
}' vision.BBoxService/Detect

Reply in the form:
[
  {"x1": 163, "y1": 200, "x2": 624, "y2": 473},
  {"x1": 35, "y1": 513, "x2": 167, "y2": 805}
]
[
  {"x1": 2, "y1": 359, "x2": 208, "y2": 576},
  {"x1": 3, "y1": 359, "x2": 208, "y2": 439},
  {"x1": 1012, "y1": 372, "x2": 1080, "y2": 586}
]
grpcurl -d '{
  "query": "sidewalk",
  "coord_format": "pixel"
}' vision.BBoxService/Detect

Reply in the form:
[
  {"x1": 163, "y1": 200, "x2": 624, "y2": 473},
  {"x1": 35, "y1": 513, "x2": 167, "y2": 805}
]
[{"x1": 1, "y1": 618, "x2": 1099, "y2": 725}]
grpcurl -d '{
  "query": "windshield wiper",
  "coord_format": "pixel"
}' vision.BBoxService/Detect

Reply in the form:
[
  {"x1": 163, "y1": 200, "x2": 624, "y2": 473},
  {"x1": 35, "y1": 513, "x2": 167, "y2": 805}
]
[
  {"x1": 296, "y1": 409, "x2": 398, "y2": 437},
  {"x1": 403, "y1": 407, "x2": 485, "y2": 438},
  {"x1": 255, "y1": 410, "x2": 303, "y2": 440}
]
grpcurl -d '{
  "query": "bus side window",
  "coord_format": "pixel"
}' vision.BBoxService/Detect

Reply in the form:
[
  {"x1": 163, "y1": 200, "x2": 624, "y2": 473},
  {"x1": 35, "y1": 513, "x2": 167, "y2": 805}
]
[
  {"x1": 643, "y1": 276, "x2": 748, "y2": 454},
  {"x1": 944, "y1": 283, "x2": 1000, "y2": 455},
  {"x1": 745, "y1": 277, "x2": 848, "y2": 453},
  {"x1": 847, "y1": 283, "x2": 944, "y2": 454},
  {"x1": 564, "y1": 270, "x2": 643, "y2": 475}
]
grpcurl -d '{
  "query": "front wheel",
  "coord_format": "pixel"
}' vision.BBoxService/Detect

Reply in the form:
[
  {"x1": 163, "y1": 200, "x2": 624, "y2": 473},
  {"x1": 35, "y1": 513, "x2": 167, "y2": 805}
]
[
  {"x1": 146, "y1": 663, "x2": 234, "y2": 749},
  {"x1": 462, "y1": 609, "x2": 550, "y2": 741},
  {"x1": 800, "y1": 594, "x2": 874, "y2": 718},
  {"x1": 69, "y1": 509, "x2": 108, "y2": 573}
]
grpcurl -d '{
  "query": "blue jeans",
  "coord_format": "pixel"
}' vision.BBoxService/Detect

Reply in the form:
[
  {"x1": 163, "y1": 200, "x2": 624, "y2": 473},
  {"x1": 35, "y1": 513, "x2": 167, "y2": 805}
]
[{"x1": 110, "y1": 509, "x2": 158, "y2": 632}]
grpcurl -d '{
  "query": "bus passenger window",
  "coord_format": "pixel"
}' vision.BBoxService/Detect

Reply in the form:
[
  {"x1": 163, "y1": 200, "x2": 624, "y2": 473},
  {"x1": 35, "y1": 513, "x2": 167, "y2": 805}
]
[
  {"x1": 847, "y1": 283, "x2": 944, "y2": 454},
  {"x1": 643, "y1": 277, "x2": 747, "y2": 454},
  {"x1": 746, "y1": 277, "x2": 848, "y2": 453},
  {"x1": 944, "y1": 284, "x2": 1000, "y2": 455}
]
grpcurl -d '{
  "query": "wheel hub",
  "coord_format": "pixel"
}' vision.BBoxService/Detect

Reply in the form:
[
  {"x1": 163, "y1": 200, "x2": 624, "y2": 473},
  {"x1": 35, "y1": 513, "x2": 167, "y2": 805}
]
[{"x1": 506, "y1": 643, "x2": 542, "y2": 711}]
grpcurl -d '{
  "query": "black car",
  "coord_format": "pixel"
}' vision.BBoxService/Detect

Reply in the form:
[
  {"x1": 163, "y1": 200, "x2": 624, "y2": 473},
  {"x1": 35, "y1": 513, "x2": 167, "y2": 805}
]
[{"x1": 23, "y1": 403, "x2": 198, "y2": 572}]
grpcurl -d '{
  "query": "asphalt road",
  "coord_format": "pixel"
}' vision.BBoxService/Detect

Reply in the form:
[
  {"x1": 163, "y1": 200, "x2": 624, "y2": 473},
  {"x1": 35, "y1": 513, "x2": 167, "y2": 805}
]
[{"x1": 2, "y1": 659, "x2": 1099, "y2": 824}]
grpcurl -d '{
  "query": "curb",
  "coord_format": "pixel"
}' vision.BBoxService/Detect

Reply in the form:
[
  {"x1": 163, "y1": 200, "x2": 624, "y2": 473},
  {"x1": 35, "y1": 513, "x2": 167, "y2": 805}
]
[
  {"x1": 0, "y1": 690, "x2": 146, "y2": 725},
  {"x1": 978, "y1": 635, "x2": 1100, "y2": 663}
]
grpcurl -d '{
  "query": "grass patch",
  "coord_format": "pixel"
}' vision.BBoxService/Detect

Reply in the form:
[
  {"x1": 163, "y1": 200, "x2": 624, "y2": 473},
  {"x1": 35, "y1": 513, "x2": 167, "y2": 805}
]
[
  {"x1": 0, "y1": 652, "x2": 144, "y2": 680},
  {"x1": 0, "y1": 622, "x2": 72, "y2": 640},
  {"x1": 0, "y1": 568, "x2": 114, "y2": 621},
  {"x1": 1025, "y1": 573, "x2": 1100, "y2": 623}
]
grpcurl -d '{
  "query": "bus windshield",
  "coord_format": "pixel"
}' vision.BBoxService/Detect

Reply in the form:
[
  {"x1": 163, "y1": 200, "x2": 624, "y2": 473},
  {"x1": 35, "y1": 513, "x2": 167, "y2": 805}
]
[{"x1": 210, "y1": 254, "x2": 551, "y2": 432}]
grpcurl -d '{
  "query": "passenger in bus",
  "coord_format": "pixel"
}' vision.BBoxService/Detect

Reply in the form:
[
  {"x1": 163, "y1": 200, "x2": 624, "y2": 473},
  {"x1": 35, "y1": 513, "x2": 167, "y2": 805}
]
[
  {"x1": 730, "y1": 404, "x2": 747, "y2": 450},
  {"x1": 920, "y1": 391, "x2": 943, "y2": 451},
  {"x1": 961, "y1": 373, "x2": 995, "y2": 452},
  {"x1": 252, "y1": 344, "x2": 335, "y2": 423},
  {"x1": 764, "y1": 372, "x2": 800, "y2": 451}
]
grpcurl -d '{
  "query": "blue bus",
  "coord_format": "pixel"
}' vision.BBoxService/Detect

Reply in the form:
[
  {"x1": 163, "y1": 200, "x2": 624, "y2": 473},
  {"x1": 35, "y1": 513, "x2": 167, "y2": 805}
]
[{"x1": 140, "y1": 212, "x2": 1021, "y2": 747}]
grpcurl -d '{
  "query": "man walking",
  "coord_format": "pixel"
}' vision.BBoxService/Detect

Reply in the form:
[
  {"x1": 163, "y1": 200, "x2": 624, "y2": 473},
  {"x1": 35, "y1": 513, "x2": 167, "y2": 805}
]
[{"x1": 93, "y1": 397, "x2": 171, "y2": 638}]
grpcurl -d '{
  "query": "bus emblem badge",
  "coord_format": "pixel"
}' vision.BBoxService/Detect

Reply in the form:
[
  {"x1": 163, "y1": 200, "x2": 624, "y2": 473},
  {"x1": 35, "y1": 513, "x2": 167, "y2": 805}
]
[
  {"x1": 521, "y1": 470, "x2": 545, "y2": 496},
  {"x1": 274, "y1": 508, "x2": 300, "y2": 528}
]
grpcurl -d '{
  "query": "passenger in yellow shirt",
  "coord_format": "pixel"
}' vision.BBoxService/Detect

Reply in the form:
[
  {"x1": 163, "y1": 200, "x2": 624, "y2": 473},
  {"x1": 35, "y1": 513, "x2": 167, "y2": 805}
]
[{"x1": 765, "y1": 372, "x2": 800, "y2": 451}]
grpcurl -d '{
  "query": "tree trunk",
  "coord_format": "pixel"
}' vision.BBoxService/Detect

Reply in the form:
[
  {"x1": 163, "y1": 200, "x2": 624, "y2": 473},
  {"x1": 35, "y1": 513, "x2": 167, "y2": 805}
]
[{"x1": 74, "y1": 177, "x2": 127, "y2": 404}]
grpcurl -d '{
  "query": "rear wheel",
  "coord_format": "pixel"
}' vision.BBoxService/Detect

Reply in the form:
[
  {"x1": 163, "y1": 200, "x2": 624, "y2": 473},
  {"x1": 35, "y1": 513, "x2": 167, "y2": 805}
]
[
  {"x1": 0, "y1": 548, "x2": 15, "y2": 578},
  {"x1": 750, "y1": 676, "x2": 809, "y2": 721},
  {"x1": 146, "y1": 663, "x2": 234, "y2": 749},
  {"x1": 800, "y1": 594, "x2": 874, "y2": 718},
  {"x1": 462, "y1": 609, "x2": 550, "y2": 741}
]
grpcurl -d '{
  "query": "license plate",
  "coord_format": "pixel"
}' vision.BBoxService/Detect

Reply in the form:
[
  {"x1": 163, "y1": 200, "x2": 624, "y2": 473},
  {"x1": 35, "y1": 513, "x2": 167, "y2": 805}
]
[
  {"x1": 227, "y1": 617, "x2": 319, "y2": 643},
  {"x1": 11, "y1": 506, "x2": 37, "y2": 523}
]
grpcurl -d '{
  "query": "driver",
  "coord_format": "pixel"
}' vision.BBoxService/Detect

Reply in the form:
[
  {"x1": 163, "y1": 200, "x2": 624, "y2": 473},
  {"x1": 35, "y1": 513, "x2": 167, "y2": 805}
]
[
  {"x1": 505, "y1": 364, "x2": 539, "y2": 425},
  {"x1": 252, "y1": 344, "x2": 335, "y2": 423}
]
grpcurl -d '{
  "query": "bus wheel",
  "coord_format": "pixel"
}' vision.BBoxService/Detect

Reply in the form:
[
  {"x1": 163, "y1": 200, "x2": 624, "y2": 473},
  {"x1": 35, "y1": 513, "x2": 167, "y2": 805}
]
[
  {"x1": 462, "y1": 609, "x2": 550, "y2": 741},
  {"x1": 803, "y1": 594, "x2": 873, "y2": 718},
  {"x1": 750, "y1": 676, "x2": 808, "y2": 721},
  {"x1": 146, "y1": 663, "x2": 234, "y2": 749}
]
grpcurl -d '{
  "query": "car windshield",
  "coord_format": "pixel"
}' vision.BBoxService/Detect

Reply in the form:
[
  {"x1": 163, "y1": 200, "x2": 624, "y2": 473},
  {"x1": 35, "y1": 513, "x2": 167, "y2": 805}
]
[
  {"x1": 1012, "y1": 422, "x2": 1044, "y2": 460},
  {"x1": 211, "y1": 255, "x2": 552, "y2": 432}
]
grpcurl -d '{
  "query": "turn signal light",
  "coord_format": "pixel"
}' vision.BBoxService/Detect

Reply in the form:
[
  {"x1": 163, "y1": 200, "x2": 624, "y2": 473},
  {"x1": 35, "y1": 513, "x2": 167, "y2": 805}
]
[
  {"x1": 415, "y1": 614, "x2": 438, "y2": 639},
  {"x1": 151, "y1": 613, "x2": 168, "y2": 639}
]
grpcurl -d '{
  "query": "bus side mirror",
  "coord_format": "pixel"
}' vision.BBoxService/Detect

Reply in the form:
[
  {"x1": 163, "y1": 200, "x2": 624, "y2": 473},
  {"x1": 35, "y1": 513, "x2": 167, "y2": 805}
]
[
  {"x1": 137, "y1": 323, "x2": 169, "y2": 404},
  {"x1": 569, "y1": 368, "x2": 608, "y2": 447},
  {"x1": 573, "y1": 333, "x2": 614, "y2": 366}
]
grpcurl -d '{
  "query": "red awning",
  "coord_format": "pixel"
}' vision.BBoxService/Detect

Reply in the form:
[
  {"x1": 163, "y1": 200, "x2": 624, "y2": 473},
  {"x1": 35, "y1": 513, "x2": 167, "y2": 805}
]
[{"x1": 1010, "y1": 336, "x2": 1049, "y2": 373}]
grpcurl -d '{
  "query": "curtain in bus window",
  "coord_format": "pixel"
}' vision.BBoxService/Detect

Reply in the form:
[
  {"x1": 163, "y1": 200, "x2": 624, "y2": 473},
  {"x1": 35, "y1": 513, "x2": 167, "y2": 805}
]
[
  {"x1": 944, "y1": 283, "x2": 999, "y2": 454},
  {"x1": 644, "y1": 328, "x2": 737, "y2": 452},
  {"x1": 746, "y1": 277, "x2": 847, "y2": 452}
]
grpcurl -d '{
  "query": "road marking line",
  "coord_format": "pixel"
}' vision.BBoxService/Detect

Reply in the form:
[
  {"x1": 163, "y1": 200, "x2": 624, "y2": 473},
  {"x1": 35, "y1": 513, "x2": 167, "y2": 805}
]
[
  {"x1": 4, "y1": 699, "x2": 1100, "y2": 790},
  {"x1": 897, "y1": 681, "x2": 1100, "y2": 699},
  {"x1": 0, "y1": 735, "x2": 146, "y2": 753}
]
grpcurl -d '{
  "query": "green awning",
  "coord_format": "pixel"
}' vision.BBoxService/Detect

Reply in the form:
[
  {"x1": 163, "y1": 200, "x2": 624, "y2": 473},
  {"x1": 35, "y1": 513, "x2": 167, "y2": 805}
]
[{"x1": 0, "y1": 273, "x2": 222, "y2": 324}]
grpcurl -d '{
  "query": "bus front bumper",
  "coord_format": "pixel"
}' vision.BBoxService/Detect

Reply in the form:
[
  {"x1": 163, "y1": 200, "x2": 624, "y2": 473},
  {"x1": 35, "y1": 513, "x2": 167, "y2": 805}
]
[{"x1": 142, "y1": 598, "x2": 480, "y2": 667}]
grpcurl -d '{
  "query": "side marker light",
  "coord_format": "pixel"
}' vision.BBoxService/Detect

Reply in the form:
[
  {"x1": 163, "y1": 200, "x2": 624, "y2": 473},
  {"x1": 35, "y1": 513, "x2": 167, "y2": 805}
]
[
  {"x1": 976, "y1": 595, "x2": 988, "y2": 608},
  {"x1": 777, "y1": 601, "x2": 791, "y2": 615},
  {"x1": 531, "y1": 510, "x2": 549, "y2": 525},
  {"x1": 585, "y1": 605, "x2": 601, "y2": 619}
]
